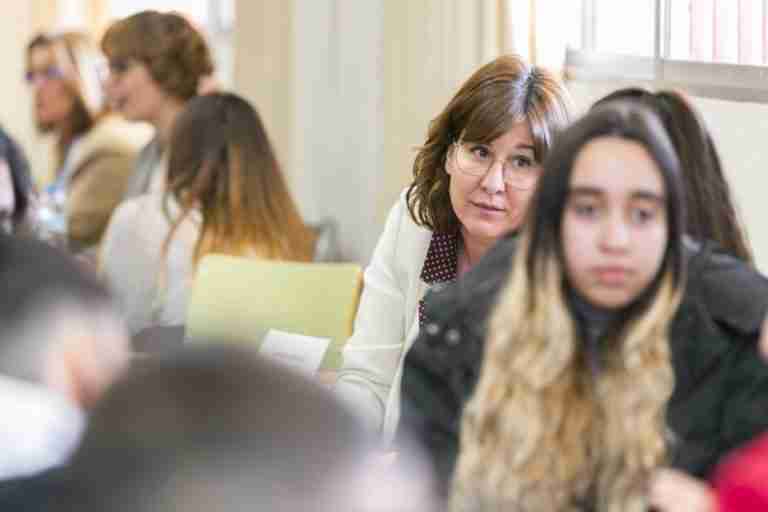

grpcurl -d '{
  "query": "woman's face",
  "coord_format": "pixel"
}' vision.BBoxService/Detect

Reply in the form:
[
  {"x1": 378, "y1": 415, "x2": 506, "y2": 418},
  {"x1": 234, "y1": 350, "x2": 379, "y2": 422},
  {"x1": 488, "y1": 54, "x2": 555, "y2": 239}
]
[
  {"x1": 27, "y1": 45, "x2": 75, "y2": 130},
  {"x1": 562, "y1": 136, "x2": 668, "y2": 310},
  {"x1": 103, "y1": 58, "x2": 172, "y2": 124},
  {"x1": 447, "y1": 121, "x2": 542, "y2": 245}
]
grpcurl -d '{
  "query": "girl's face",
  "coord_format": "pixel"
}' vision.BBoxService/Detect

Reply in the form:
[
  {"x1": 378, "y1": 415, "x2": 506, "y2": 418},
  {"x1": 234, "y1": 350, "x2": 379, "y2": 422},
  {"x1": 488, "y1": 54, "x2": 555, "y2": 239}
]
[
  {"x1": 447, "y1": 121, "x2": 543, "y2": 245},
  {"x1": 562, "y1": 136, "x2": 668, "y2": 310}
]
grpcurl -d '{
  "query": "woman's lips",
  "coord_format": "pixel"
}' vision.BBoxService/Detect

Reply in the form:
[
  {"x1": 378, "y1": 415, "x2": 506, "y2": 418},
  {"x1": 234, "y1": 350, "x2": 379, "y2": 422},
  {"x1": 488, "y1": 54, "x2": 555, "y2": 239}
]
[{"x1": 471, "y1": 201, "x2": 507, "y2": 213}]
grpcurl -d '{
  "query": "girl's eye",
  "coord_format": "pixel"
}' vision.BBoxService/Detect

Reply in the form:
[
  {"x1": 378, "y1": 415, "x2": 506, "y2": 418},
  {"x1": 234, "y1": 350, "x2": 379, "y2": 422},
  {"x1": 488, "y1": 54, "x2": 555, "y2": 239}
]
[
  {"x1": 630, "y1": 207, "x2": 657, "y2": 225},
  {"x1": 572, "y1": 202, "x2": 599, "y2": 219}
]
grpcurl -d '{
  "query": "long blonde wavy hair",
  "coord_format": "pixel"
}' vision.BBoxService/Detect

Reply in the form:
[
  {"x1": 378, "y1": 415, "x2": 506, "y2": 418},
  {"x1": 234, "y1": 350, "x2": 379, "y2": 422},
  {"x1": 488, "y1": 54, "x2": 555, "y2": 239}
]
[{"x1": 451, "y1": 103, "x2": 687, "y2": 512}]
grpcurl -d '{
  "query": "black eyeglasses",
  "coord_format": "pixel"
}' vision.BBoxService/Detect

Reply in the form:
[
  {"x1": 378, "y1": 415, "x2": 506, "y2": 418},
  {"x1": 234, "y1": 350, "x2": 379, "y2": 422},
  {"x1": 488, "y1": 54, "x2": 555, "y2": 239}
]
[{"x1": 24, "y1": 66, "x2": 64, "y2": 85}]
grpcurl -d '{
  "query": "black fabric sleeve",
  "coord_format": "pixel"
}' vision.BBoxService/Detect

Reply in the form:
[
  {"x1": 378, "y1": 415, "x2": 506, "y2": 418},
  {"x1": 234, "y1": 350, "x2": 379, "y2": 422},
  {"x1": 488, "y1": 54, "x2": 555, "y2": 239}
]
[{"x1": 718, "y1": 332, "x2": 768, "y2": 469}]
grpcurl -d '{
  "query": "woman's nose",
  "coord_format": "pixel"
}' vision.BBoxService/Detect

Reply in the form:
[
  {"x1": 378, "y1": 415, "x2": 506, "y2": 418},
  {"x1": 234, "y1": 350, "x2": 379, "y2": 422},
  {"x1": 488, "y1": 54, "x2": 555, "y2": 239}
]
[{"x1": 480, "y1": 160, "x2": 505, "y2": 194}]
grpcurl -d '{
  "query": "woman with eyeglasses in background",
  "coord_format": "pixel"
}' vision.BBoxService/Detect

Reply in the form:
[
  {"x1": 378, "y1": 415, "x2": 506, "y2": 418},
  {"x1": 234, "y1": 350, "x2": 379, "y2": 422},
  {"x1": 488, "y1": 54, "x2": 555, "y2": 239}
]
[
  {"x1": 334, "y1": 55, "x2": 572, "y2": 441},
  {"x1": 100, "y1": 10, "x2": 215, "y2": 199},
  {"x1": 25, "y1": 32, "x2": 149, "y2": 252}
]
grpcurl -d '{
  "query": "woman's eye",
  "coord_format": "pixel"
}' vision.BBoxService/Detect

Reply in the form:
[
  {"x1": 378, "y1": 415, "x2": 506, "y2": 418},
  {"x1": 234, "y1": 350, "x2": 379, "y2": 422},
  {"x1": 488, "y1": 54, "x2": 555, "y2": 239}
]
[
  {"x1": 469, "y1": 145, "x2": 491, "y2": 160},
  {"x1": 509, "y1": 156, "x2": 533, "y2": 168}
]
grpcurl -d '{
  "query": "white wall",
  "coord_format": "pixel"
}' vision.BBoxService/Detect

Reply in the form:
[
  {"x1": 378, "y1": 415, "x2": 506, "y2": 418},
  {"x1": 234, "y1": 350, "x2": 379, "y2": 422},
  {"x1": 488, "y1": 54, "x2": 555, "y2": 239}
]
[
  {"x1": 0, "y1": 3, "x2": 51, "y2": 185},
  {"x1": 234, "y1": 0, "x2": 503, "y2": 263},
  {"x1": 696, "y1": 96, "x2": 768, "y2": 272}
]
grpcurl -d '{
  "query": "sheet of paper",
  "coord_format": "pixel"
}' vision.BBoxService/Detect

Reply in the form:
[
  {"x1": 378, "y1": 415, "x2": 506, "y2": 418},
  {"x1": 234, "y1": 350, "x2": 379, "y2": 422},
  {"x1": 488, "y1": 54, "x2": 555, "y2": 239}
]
[{"x1": 260, "y1": 329, "x2": 331, "y2": 376}]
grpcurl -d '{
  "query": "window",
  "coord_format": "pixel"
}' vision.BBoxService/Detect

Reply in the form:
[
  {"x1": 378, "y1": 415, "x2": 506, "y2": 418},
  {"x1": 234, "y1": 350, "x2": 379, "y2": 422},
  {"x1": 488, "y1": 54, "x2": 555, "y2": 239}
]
[
  {"x1": 593, "y1": 0, "x2": 656, "y2": 57},
  {"x1": 566, "y1": 0, "x2": 768, "y2": 103},
  {"x1": 670, "y1": 0, "x2": 766, "y2": 65}
]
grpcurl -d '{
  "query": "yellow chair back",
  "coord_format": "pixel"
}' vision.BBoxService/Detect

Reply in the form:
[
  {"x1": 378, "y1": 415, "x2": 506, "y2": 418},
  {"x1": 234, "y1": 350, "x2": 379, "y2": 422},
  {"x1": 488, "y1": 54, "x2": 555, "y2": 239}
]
[{"x1": 186, "y1": 254, "x2": 362, "y2": 370}]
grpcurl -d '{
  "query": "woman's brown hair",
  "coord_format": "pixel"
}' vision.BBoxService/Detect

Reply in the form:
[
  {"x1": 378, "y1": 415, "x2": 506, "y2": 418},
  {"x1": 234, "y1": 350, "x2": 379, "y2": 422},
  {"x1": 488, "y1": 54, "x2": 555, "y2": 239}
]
[
  {"x1": 406, "y1": 54, "x2": 571, "y2": 233},
  {"x1": 163, "y1": 93, "x2": 315, "y2": 265},
  {"x1": 101, "y1": 10, "x2": 214, "y2": 101},
  {"x1": 27, "y1": 32, "x2": 106, "y2": 165}
]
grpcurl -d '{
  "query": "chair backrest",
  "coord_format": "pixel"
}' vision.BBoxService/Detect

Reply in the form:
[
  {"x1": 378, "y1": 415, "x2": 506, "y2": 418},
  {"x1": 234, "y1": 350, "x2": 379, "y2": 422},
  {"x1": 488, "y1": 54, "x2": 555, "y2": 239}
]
[
  {"x1": 186, "y1": 254, "x2": 362, "y2": 370},
  {"x1": 309, "y1": 217, "x2": 342, "y2": 262}
]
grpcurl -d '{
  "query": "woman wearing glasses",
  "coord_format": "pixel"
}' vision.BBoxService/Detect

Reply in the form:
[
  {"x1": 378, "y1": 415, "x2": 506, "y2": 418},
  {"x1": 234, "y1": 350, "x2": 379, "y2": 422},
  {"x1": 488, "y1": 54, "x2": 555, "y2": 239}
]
[
  {"x1": 100, "y1": 10, "x2": 214, "y2": 199},
  {"x1": 334, "y1": 55, "x2": 571, "y2": 440},
  {"x1": 25, "y1": 32, "x2": 149, "y2": 252}
]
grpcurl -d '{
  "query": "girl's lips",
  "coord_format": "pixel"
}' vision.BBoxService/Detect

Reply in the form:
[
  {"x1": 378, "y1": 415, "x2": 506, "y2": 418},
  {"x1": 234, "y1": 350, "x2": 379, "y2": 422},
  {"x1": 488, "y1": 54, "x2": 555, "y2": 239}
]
[{"x1": 592, "y1": 266, "x2": 632, "y2": 286}]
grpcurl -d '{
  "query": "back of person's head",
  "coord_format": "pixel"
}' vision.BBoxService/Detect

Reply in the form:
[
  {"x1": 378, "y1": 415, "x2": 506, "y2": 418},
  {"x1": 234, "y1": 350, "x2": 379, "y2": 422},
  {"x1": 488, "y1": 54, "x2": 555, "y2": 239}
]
[
  {"x1": 26, "y1": 31, "x2": 105, "y2": 138},
  {"x1": 408, "y1": 54, "x2": 572, "y2": 232},
  {"x1": 454, "y1": 101, "x2": 686, "y2": 511},
  {"x1": 0, "y1": 235, "x2": 128, "y2": 407},
  {"x1": 165, "y1": 92, "x2": 315, "y2": 263},
  {"x1": 65, "y1": 345, "x2": 435, "y2": 512},
  {"x1": 592, "y1": 87, "x2": 753, "y2": 263},
  {"x1": 101, "y1": 10, "x2": 214, "y2": 102}
]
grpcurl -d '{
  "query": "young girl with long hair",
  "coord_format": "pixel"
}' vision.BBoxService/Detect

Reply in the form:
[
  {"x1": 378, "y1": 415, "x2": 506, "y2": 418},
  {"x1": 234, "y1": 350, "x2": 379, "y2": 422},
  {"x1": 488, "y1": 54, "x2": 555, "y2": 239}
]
[
  {"x1": 399, "y1": 88, "x2": 768, "y2": 498},
  {"x1": 452, "y1": 101, "x2": 688, "y2": 511}
]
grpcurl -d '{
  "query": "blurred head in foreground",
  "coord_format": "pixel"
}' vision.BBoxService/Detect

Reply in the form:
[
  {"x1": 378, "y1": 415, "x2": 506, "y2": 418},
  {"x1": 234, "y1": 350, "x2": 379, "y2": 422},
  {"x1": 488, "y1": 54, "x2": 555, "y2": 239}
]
[{"x1": 66, "y1": 345, "x2": 436, "y2": 511}]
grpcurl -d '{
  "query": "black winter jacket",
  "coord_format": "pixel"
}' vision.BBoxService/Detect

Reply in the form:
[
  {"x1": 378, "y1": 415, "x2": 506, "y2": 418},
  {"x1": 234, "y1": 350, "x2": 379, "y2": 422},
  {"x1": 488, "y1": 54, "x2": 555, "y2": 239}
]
[{"x1": 399, "y1": 234, "x2": 768, "y2": 495}]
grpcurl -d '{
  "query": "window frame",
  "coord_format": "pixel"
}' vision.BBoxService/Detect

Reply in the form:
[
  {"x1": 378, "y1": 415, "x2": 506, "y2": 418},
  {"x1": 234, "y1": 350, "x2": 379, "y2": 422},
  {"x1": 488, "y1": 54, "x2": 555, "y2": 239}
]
[{"x1": 567, "y1": 0, "x2": 768, "y2": 103}]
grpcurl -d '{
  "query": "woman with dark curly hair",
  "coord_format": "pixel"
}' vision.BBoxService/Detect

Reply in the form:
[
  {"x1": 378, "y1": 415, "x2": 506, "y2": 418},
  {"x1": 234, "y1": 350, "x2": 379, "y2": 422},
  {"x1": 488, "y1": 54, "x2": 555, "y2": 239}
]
[
  {"x1": 101, "y1": 10, "x2": 215, "y2": 198},
  {"x1": 334, "y1": 55, "x2": 571, "y2": 440}
]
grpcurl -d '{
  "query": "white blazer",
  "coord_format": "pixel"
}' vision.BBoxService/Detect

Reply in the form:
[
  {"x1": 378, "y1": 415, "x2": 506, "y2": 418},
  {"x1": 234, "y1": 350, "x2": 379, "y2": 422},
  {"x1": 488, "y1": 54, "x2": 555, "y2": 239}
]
[{"x1": 335, "y1": 191, "x2": 434, "y2": 443}]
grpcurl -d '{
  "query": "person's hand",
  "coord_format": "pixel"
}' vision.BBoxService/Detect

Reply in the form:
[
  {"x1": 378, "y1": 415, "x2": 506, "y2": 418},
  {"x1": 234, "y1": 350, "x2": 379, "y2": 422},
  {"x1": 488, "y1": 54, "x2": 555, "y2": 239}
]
[
  {"x1": 649, "y1": 468, "x2": 716, "y2": 512},
  {"x1": 759, "y1": 314, "x2": 768, "y2": 361}
]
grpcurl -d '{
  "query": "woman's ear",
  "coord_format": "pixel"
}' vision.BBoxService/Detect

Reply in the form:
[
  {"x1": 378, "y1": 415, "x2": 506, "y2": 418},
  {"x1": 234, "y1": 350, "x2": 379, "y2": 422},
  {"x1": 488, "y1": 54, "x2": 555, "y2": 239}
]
[
  {"x1": 444, "y1": 144, "x2": 455, "y2": 176},
  {"x1": 759, "y1": 314, "x2": 768, "y2": 362}
]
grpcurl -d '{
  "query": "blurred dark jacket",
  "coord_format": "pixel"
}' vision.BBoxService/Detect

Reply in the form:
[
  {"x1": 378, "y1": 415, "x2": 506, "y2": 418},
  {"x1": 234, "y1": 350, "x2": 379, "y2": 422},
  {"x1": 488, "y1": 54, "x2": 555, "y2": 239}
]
[{"x1": 399, "y1": 233, "x2": 768, "y2": 494}]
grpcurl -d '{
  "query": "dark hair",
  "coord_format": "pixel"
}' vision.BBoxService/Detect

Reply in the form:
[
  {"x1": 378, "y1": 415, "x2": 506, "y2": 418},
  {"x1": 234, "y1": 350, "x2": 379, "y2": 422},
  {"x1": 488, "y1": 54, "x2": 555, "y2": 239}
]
[
  {"x1": 0, "y1": 235, "x2": 111, "y2": 379},
  {"x1": 101, "y1": 10, "x2": 214, "y2": 101},
  {"x1": 529, "y1": 101, "x2": 687, "y2": 304},
  {"x1": 0, "y1": 127, "x2": 34, "y2": 233},
  {"x1": 165, "y1": 92, "x2": 315, "y2": 263},
  {"x1": 65, "y1": 345, "x2": 371, "y2": 511},
  {"x1": 406, "y1": 54, "x2": 571, "y2": 232},
  {"x1": 592, "y1": 88, "x2": 753, "y2": 263},
  {"x1": 0, "y1": 234, "x2": 109, "y2": 322},
  {"x1": 454, "y1": 102, "x2": 688, "y2": 511}
]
